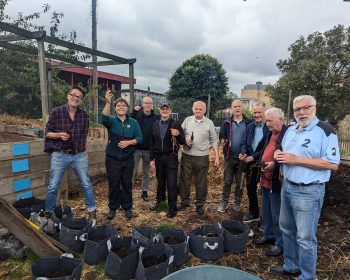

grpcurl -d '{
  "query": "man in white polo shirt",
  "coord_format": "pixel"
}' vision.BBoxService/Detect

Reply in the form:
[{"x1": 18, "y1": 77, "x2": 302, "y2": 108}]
[{"x1": 272, "y1": 95, "x2": 340, "y2": 280}]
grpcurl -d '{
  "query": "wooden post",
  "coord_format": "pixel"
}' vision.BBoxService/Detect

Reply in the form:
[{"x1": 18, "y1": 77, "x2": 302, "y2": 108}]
[
  {"x1": 129, "y1": 62, "x2": 135, "y2": 108},
  {"x1": 37, "y1": 37, "x2": 49, "y2": 126},
  {"x1": 59, "y1": 172, "x2": 69, "y2": 201},
  {"x1": 47, "y1": 66, "x2": 53, "y2": 113}
]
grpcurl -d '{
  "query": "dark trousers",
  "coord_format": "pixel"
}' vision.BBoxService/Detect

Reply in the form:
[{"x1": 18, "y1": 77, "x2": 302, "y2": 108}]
[
  {"x1": 106, "y1": 155, "x2": 134, "y2": 211},
  {"x1": 222, "y1": 157, "x2": 243, "y2": 203},
  {"x1": 246, "y1": 165, "x2": 260, "y2": 217},
  {"x1": 155, "y1": 153, "x2": 178, "y2": 212},
  {"x1": 179, "y1": 153, "x2": 209, "y2": 208}
]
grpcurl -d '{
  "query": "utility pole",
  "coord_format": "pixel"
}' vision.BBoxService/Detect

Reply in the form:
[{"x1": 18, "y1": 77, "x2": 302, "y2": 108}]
[
  {"x1": 91, "y1": 0, "x2": 98, "y2": 122},
  {"x1": 287, "y1": 90, "x2": 292, "y2": 125}
]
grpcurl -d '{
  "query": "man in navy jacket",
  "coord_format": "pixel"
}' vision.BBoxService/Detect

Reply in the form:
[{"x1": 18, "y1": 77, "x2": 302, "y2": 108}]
[{"x1": 239, "y1": 102, "x2": 269, "y2": 222}]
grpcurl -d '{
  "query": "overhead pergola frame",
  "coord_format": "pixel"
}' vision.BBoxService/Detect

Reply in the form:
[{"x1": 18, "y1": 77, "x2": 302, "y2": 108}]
[{"x1": 0, "y1": 21, "x2": 137, "y2": 124}]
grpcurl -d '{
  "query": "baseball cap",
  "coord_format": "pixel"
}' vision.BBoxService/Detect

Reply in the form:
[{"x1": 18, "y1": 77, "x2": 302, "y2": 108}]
[{"x1": 160, "y1": 102, "x2": 171, "y2": 108}]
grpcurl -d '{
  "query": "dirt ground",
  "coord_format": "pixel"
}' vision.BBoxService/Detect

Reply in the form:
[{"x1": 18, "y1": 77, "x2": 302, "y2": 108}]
[
  {"x1": 67, "y1": 155, "x2": 350, "y2": 280},
  {"x1": 1, "y1": 154, "x2": 349, "y2": 279}
]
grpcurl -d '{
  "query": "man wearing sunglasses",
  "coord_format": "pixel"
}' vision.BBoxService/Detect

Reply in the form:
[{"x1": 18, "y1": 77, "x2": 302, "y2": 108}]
[
  {"x1": 271, "y1": 95, "x2": 340, "y2": 280},
  {"x1": 44, "y1": 86, "x2": 96, "y2": 224}
]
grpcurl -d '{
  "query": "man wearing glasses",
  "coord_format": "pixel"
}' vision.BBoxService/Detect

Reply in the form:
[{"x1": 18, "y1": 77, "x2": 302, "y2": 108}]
[
  {"x1": 271, "y1": 95, "x2": 340, "y2": 279},
  {"x1": 131, "y1": 96, "x2": 159, "y2": 201},
  {"x1": 44, "y1": 86, "x2": 96, "y2": 224}
]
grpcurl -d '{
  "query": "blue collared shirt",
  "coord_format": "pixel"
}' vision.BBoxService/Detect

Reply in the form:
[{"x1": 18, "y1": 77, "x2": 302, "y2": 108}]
[
  {"x1": 252, "y1": 123, "x2": 264, "y2": 152},
  {"x1": 281, "y1": 117, "x2": 340, "y2": 184}
]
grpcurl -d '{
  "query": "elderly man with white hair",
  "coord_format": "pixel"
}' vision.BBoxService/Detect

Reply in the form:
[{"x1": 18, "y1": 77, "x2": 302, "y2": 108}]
[
  {"x1": 253, "y1": 107, "x2": 287, "y2": 257},
  {"x1": 272, "y1": 95, "x2": 340, "y2": 280}
]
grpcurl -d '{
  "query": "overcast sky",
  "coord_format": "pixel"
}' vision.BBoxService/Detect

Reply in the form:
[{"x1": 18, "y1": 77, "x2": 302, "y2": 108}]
[{"x1": 4, "y1": 0, "x2": 350, "y2": 95}]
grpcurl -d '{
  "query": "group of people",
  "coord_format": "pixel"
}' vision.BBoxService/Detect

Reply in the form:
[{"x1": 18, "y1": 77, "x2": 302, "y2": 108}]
[{"x1": 44, "y1": 86, "x2": 340, "y2": 280}]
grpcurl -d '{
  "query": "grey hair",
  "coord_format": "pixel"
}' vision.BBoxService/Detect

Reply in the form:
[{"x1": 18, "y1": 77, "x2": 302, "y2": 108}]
[
  {"x1": 252, "y1": 101, "x2": 265, "y2": 109},
  {"x1": 293, "y1": 95, "x2": 316, "y2": 107},
  {"x1": 265, "y1": 107, "x2": 285, "y2": 120},
  {"x1": 193, "y1": 100, "x2": 206, "y2": 110}
]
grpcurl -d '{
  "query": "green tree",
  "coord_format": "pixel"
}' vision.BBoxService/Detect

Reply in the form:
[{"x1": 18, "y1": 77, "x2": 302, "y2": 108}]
[
  {"x1": 266, "y1": 25, "x2": 350, "y2": 125},
  {"x1": 0, "y1": 1, "x2": 83, "y2": 119},
  {"x1": 167, "y1": 54, "x2": 230, "y2": 121}
]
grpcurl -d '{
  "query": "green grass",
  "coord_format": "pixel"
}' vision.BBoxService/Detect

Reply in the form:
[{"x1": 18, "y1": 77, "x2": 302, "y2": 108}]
[{"x1": 155, "y1": 223, "x2": 175, "y2": 233}]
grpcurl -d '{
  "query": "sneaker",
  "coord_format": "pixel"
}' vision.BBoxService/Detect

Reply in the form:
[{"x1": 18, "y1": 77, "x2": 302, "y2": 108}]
[
  {"x1": 243, "y1": 213, "x2": 260, "y2": 223},
  {"x1": 88, "y1": 211, "x2": 97, "y2": 226},
  {"x1": 266, "y1": 245, "x2": 283, "y2": 257},
  {"x1": 233, "y1": 203, "x2": 241, "y2": 212},
  {"x1": 217, "y1": 201, "x2": 229, "y2": 213},
  {"x1": 141, "y1": 191, "x2": 149, "y2": 202},
  {"x1": 106, "y1": 209, "x2": 116, "y2": 220},
  {"x1": 125, "y1": 209, "x2": 133, "y2": 219}
]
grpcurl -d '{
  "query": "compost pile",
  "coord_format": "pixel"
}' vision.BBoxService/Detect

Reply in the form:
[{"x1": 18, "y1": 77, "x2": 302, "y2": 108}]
[{"x1": 0, "y1": 113, "x2": 43, "y2": 129}]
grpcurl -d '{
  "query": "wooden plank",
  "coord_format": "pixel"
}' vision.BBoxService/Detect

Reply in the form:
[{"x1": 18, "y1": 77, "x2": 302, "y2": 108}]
[
  {"x1": 0, "y1": 197, "x2": 69, "y2": 257},
  {"x1": 0, "y1": 139, "x2": 44, "y2": 160},
  {"x1": 1, "y1": 185, "x2": 48, "y2": 204},
  {"x1": 0, "y1": 170, "x2": 50, "y2": 195},
  {"x1": 0, "y1": 154, "x2": 50, "y2": 177}
]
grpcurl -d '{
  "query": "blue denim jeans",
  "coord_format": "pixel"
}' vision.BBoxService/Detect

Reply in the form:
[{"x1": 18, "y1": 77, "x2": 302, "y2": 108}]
[
  {"x1": 132, "y1": 149, "x2": 151, "y2": 191},
  {"x1": 279, "y1": 179, "x2": 325, "y2": 280},
  {"x1": 46, "y1": 152, "x2": 96, "y2": 213},
  {"x1": 262, "y1": 187, "x2": 283, "y2": 248}
]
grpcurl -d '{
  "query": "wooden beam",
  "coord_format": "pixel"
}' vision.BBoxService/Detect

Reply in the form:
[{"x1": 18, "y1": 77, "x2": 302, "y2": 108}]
[
  {"x1": 0, "y1": 41, "x2": 87, "y2": 67},
  {"x1": 45, "y1": 35, "x2": 136, "y2": 64},
  {"x1": 0, "y1": 197, "x2": 69, "y2": 257},
  {"x1": 129, "y1": 62, "x2": 135, "y2": 108},
  {"x1": 0, "y1": 34, "x2": 27, "y2": 42},
  {"x1": 0, "y1": 22, "x2": 45, "y2": 39}
]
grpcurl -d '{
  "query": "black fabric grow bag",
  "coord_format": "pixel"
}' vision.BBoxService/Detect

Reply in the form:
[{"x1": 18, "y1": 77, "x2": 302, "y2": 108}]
[
  {"x1": 31, "y1": 255, "x2": 83, "y2": 280},
  {"x1": 59, "y1": 218, "x2": 90, "y2": 252},
  {"x1": 135, "y1": 243, "x2": 174, "y2": 280},
  {"x1": 105, "y1": 236, "x2": 138, "y2": 280},
  {"x1": 160, "y1": 228, "x2": 189, "y2": 267},
  {"x1": 221, "y1": 219, "x2": 250, "y2": 254},
  {"x1": 13, "y1": 197, "x2": 45, "y2": 219},
  {"x1": 83, "y1": 225, "x2": 117, "y2": 265},
  {"x1": 132, "y1": 226, "x2": 156, "y2": 247},
  {"x1": 189, "y1": 224, "x2": 224, "y2": 261}
]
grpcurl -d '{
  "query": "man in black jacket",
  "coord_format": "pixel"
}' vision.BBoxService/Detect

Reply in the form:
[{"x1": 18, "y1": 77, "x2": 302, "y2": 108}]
[
  {"x1": 131, "y1": 96, "x2": 159, "y2": 201},
  {"x1": 149, "y1": 102, "x2": 186, "y2": 218},
  {"x1": 239, "y1": 102, "x2": 269, "y2": 222}
]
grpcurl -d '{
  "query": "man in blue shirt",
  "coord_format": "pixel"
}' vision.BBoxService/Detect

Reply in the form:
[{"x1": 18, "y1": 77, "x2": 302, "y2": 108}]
[{"x1": 271, "y1": 95, "x2": 340, "y2": 280}]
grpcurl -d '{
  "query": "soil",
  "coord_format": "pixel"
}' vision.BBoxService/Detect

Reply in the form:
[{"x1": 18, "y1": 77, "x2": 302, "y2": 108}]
[
  {"x1": 142, "y1": 254, "x2": 167, "y2": 268},
  {"x1": 225, "y1": 227, "x2": 244, "y2": 235},
  {"x1": 112, "y1": 246, "x2": 135, "y2": 259},
  {"x1": 202, "y1": 232, "x2": 219, "y2": 238},
  {"x1": 164, "y1": 236, "x2": 183, "y2": 245}
]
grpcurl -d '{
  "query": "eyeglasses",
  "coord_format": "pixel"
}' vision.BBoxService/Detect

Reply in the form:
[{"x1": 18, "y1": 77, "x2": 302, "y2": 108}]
[
  {"x1": 69, "y1": 93, "x2": 83, "y2": 100},
  {"x1": 293, "y1": 105, "x2": 314, "y2": 113}
]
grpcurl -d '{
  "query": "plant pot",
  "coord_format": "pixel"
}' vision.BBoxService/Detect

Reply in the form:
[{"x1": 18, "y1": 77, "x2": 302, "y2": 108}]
[
  {"x1": 189, "y1": 224, "x2": 224, "y2": 261},
  {"x1": 83, "y1": 225, "x2": 117, "y2": 265},
  {"x1": 59, "y1": 218, "x2": 90, "y2": 252},
  {"x1": 135, "y1": 243, "x2": 173, "y2": 280},
  {"x1": 160, "y1": 228, "x2": 189, "y2": 267},
  {"x1": 31, "y1": 255, "x2": 83, "y2": 280},
  {"x1": 132, "y1": 226, "x2": 156, "y2": 247},
  {"x1": 221, "y1": 220, "x2": 250, "y2": 254},
  {"x1": 105, "y1": 236, "x2": 138, "y2": 280},
  {"x1": 13, "y1": 197, "x2": 45, "y2": 219}
]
